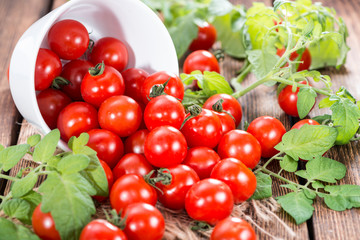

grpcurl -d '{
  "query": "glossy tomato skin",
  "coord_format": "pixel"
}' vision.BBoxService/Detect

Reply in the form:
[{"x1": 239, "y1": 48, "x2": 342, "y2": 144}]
[
  {"x1": 144, "y1": 126, "x2": 187, "y2": 168},
  {"x1": 276, "y1": 48, "x2": 311, "y2": 71},
  {"x1": 98, "y1": 95, "x2": 142, "y2": 137},
  {"x1": 141, "y1": 71, "x2": 184, "y2": 104},
  {"x1": 213, "y1": 111, "x2": 236, "y2": 135},
  {"x1": 185, "y1": 178, "x2": 234, "y2": 225},
  {"x1": 211, "y1": 217, "x2": 256, "y2": 240},
  {"x1": 291, "y1": 119, "x2": 320, "y2": 130},
  {"x1": 81, "y1": 65, "x2": 125, "y2": 108},
  {"x1": 48, "y1": 19, "x2": 89, "y2": 60},
  {"x1": 112, "y1": 153, "x2": 154, "y2": 181},
  {"x1": 60, "y1": 59, "x2": 94, "y2": 101},
  {"x1": 79, "y1": 219, "x2": 127, "y2": 240},
  {"x1": 57, "y1": 102, "x2": 99, "y2": 142},
  {"x1": 122, "y1": 68, "x2": 149, "y2": 103},
  {"x1": 211, "y1": 158, "x2": 257, "y2": 204},
  {"x1": 87, "y1": 129, "x2": 124, "y2": 169},
  {"x1": 90, "y1": 37, "x2": 128, "y2": 72},
  {"x1": 110, "y1": 174, "x2": 157, "y2": 213},
  {"x1": 124, "y1": 129, "x2": 149, "y2": 154},
  {"x1": 37, "y1": 88, "x2": 72, "y2": 129},
  {"x1": 122, "y1": 203, "x2": 165, "y2": 240},
  {"x1": 35, "y1": 48, "x2": 62, "y2": 91},
  {"x1": 156, "y1": 164, "x2": 200, "y2": 210},
  {"x1": 144, "y1": 95, "x2": 185, "y2": 130},
  {"x1": 93, "y1": 159, "x2": 114, "y2": 202},
  {"x1": 183, "y1": 50, "x2": 220, "y2": 74},
  {"x1": 247, "y1": 116, "x2": 286, "y2": 158},
  {"x1": 189, "y1": 22, "x2": 217, "y2": 51},
  {"x1": 183, "y1": 147, "x2": 221, "y2": 179},
  {"x1": 217, "y1": 130, "x2": 261, "y2": 169},
  {"x1": 181, "y1": 109, "x2": 222, "y2": 149},
  {"x1": 32, "y1": 204, "x2": 60, "y2": 240},
  {"x1": 203, "y1": 93, "x2": 243, "y2": 127}
]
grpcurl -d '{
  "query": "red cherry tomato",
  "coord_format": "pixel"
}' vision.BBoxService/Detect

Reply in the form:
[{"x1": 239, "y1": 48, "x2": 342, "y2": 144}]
[
  {"x1": 57, "y1": 102, "x2": 99, "y2": 142},
  {"x1": 156, "y1": 164, "x2": 199, "y2": 210},
  {"x1": 87, "y1": 129, "x2": 124, "y2": 169},
  {"x1": 213, "y1": 111, "x2": 236, "y2": 135},
  {"x1": 35, "y1": 48, "x2": 62, "y2": 91},
  {"x1": 185, "y1": 178, "x2": 234, "y2": 225},
  {"x1": 203, "y1": 93, "x2": 243, "y2": 127},
  {"x1": 144, "y1": 95, "x2": 185, "y2": 130},
  {"x1": 80, "y1": 219, "x2": 127, "y2": 240},
  {"x1": 247, "y1": 116, "x2": 286, "y2": 158},
  {"x1": 122, "y1": 68, "x2": 149, "y2": 103},
  {"x1": 110, "y1": 174, "x2": 157, "y2": 213},
  {"x1": 32, "y1": 204, "x2": 60, "y2": 240},
  {"x1": 276, "y1": 47, "x2": 311, "y2": 71},
  {"x1": 112, "y1": 153, "x2": 154, "y2": 181},
  {"x1": 122, "y1": 203, "x2": 165, "y2": 240},
  {"x1": 291, "y1": 119, "x2": 320, "y2": 130},
  {"x1": 211, "y1": 158, "x2": 257, "y2": 204},
  {"x1": 81, "y1": 64, "x2": 125, "y2": 108},
  {"x1": 211, "y1": 217, "x2": 256, "y2": 240},
  {"x1": 217, "y1": 130, "x2": 261, "y2": 169},
  {"x1": 144, "y1": 126, "x2": 187, "y2": 168},
  {"x1": 183, "y1": 146, "x2": 221, "y2": 179},
  {"x1": 124, "y1": 129, "x2": 149, "y2": 154},
  {"x1": 47, "y1": 19, "x2": 89, "y2": 60},
  {"x1": 181, "y1": 108, "x2": 222, "y2": 149},
  {"x1": 37, "y1": 88, "x2": 72, "y2": 129},
  {"x1": 90, "y1": 37, "x2": 128, "y2": 72},
  {"x1": 189, "y1": 22, "x2": 217, "y2": 51},
  {"x1": 141, "y1": 71, "x2": 184, "y2": 104},
  {"x1": 60, "y1": 59, "x2": 94, "y2": 101},
  {"x1": 183, "y1": 50, "x2": 220, "y2": 74},
  {"x1": 93, "y1": 159, "x2": 114, "y2": 202},
  {"x1": 98, "y1": 95, "x2": 142, "y2": 137}
]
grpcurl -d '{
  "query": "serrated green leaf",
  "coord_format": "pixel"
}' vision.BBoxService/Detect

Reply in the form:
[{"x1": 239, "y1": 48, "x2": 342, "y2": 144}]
[
  {"x1": 208, "y1": 0, "x2": 233, "y2": 16},
  {"x1": 68, "y1": 132, "x2": 90, "y2": 153},
  {"x1": 201, "y1": 71, "x2": 233, "y2": 95},
  {"x1": 323, "y1": 185, "x2": 360, "y2": 211},
  {"x1": 0, "y1": 144, "x2": 30, "y2": 172},
  {"x1": 297, "y1": 87, "x2": 317, "y2": 119},
  {"x1": 312, "y1": 181, "x2": 325, "y2": 190},
  {"x1": 276, "y1": 191, "x2": 314, "y2": 225},
  {"x1": 280, "y1": 184, "x2": 297, "y2": 191},
  {"x1": 26, "y1": 134, "x2": 41, "y2": 147},
  {"x1": 181, "y1": 71, "x2": 203, "y2": 86},
  {"x1": 32, "y1": 129, "x2": 60, "y2": 163},
  {"x1": 247, "y1": 49, "x2": 279, "y2": 80},
  {"x1": 0, "y1": 217, "x2": 40, "y2": 240},
  {"x1": 57, "y1": 154, "x2": 90, "y2": 175},
  {"x1": 303, "y1": 189, "x2": 317, "y2": 199},
  {"x1": 11, "y1": 172, "x2": 38, "y2": 198},
  {"x1": 250, "y1": 171, "x2": 272, "y2": 200},
  {"x1": 305, "y1": 157, "x2": 346, "y2": 183},
  {"x1": 280, "y1": 155, "x2": 298, "y2": 172},
  {"x1": 319, "y1": 97, "x2": 335, "y2": 109},
  {"x1": 2, "y1": 199, "x2": 31, "y2": 224},
  {"x1": 295, "y1": 170, "x2": 310, "y2": 179}
]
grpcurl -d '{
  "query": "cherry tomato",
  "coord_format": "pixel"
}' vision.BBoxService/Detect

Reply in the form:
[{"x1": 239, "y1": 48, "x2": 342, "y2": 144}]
[
  {"x1": 144, "y1": 95, "x2": 185, "y2": 130},
  {"x1": 80, "y1": 219, "x2": 127, "y2": 240},
  {"x1": 35, "y1": 48, "x2": 62, "y2": 91},
  {"x1": 247, "y1": 116, "x2": 286, "y2": 158},
  {"x1": 60, "y1": 59, "x2": 94, "y2": 101},
  {"x1": 93, "y1": 159, "x2": 114, "y2": 202},
  {"x1": 124, "y1": 129, "x2": 149, "y2": 154},
  {"x1": 181, "y1": 108, "x2": 222, "y2": 149},
  {"x1": 122, "y1": 203, "x2": 165, "y2": 240},
  {"x1": 183, "y1": 146, "x2": 221, "y2": 179},
  {"x1": 217, "y1": 130, "x2": 261, "y2": 169},
  {"x1": 37, "y1": 88, "x2": 72, "y2": 129},
  {"x1": 211, "y1": 158, "x2": 257, "y2": 204},
  {"x1": 112, "y1": 153, "x2": 154, "y2": 181},
  {"x1": 211, "y1": 217, "x2": 256, "y2": 240},
  {"x1": 47, "y1": 19, "x2": 89, "y2": 60},
  {"x1": 189, "y1": 22, "x2": 217, "y2": 51},
  {"x1": 57, "y1": 102, "x2": 99, "y2": 142},
  {"x1": 90, "y1": 37, "x2": 128, "y2": 72},
  {"x1": 141, "y1": 71, "x2": 184, "y2": 104},
  {"x1": 213, "y1": 111, "x2": 236, "y2": 135},
  {"x1": 183, "y1": 50, "x2": 220, "y2": 74},
  {"x1": 81, "y1": 64, "x2": 125, "y2": 108},
  {"x1": 110, "y1": 174, "x2": 157, "y2": 213},
  {"x1": 98, "y1": 95, "x2": 142, "y2": 137},
  {"x1": 144, "y1": 126, "x2": 187, "y2": 168},
  {"x1": 276, "y1": 47, "x2": 311, "y2": 71},
  {"x1": 185, "y1": 178, "x2": 234, "y2": 225},
  {"x1": 203, "y1": 93, "x2": 243, "y2": 127},
  {"x1": 87, "y1": 129, "x2": 124, "y2": 169},
  {"x1": 291, "y1": 119, "x2": 320, "y2": 130},
  {"x1": 156, "y1": 164, "x2": 199, "y2": 210},
  {"x1": 122, "y1": 68, "x2": 149, "y2": 103},
  {"x1": 32, "y1": 204, "x2": 60, "y2": 240}
]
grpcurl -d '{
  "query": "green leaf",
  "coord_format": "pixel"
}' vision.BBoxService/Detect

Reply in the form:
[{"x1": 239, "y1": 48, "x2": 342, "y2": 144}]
[
  {"x1": 295, "y1": 170, "x2": 310, "y2": 180},
  {"x1": 302, "y1": 19, "x2": 314, "y2": 37},
  {"x1": 280, "y1": 155, "x2": 298, "y2": 172},
  {"x1": 0, "y1": 144, "x2": 4, "y2": 152},
  {"x1": 323, "y1": 185, "x2": 360, "y2": 211},
  {"x1": 11, "y1": 171, "x2": 38, "y2": 198},
  {"x1": 246, "y1": 49, "x2": 279, "y2": 80},
  {"x1": 57, "y1": 154, "x2": 90, "y2": 175},
  {"x1": 312, "y1": 181, "x2": 325, "y2": 190},
  {"x1": 26, "y1": 134, "x2": 41, "y2": 147},
  {"x1": 318, "y1": 97, "x2": 335, "y2": 109},
  {"x1": 32, "y1": 129, "x2": 60, "y2": 163},
  {"x1": 2, "y1": 199, "x2": 31, "y2": 224},
  {"x1": 201, "y1": 71, "x2": 233, "y2": 95},
  {"x1": 275, "y1": 125, "x2": 338, "y2": 161},
  {"x1": 297, "y1": 87, "x2": 317, "y2": 119},
  {"x1": 0, "y1": 217, "x2": 40, "y2": 240},
  {"x1": 68, "y1": 132, "x2": 90, "y2": 153},
  {"x1": 303, "y1": 189, "x2": 317, "y2": 200},
  {"x1": 273, "y1": 0, "x2": 292, "y2": 11},
  {"x1": 0, "y1": 144, "x2": 30, "y2": 171},
  {"x1": 312, "y1": 114, "x2": 332, "y2": 125},
  {"x1": 250, "y1": 171, "x2": 272, "y2": 200},
  {"x1": 208, "y1": 0, "x2": 233, "y2": 16},
  {"x1": 280, "y1": 184, "x2": 297, "y2": 191},
  {"x1": 304, "y1": 157, "x2": 346, "y2": 183},
  {"x1": 276, "y1": 191, "x2": 314, "y2": 225}
]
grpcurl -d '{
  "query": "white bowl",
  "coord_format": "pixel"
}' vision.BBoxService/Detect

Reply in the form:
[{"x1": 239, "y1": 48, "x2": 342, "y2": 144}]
[{"x1": 9, "y1": 0, "x2": 178, "y2": 150}]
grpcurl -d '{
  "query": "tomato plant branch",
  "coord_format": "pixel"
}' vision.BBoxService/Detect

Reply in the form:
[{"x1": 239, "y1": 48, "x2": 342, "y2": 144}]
[{"x1": 0, "y1": 173, "x2": 19, "y2": 182}]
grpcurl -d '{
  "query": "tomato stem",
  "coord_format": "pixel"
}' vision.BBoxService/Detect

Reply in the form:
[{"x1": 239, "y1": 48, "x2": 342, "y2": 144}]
[
  {"x1": 180, "y1": 104, "x2": 202, "y2": 129},
  {"x1": 89, "y1": 62, "x2": 105, "y2": 76},
  {"x1": 0, "y1": 173, "x2": 19, "y2": 182}
]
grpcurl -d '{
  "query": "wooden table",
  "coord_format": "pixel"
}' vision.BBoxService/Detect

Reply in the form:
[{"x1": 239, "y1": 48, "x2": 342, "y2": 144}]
[{"x1": 0, "y1": 0, "x2": 359, "y2": 239}]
